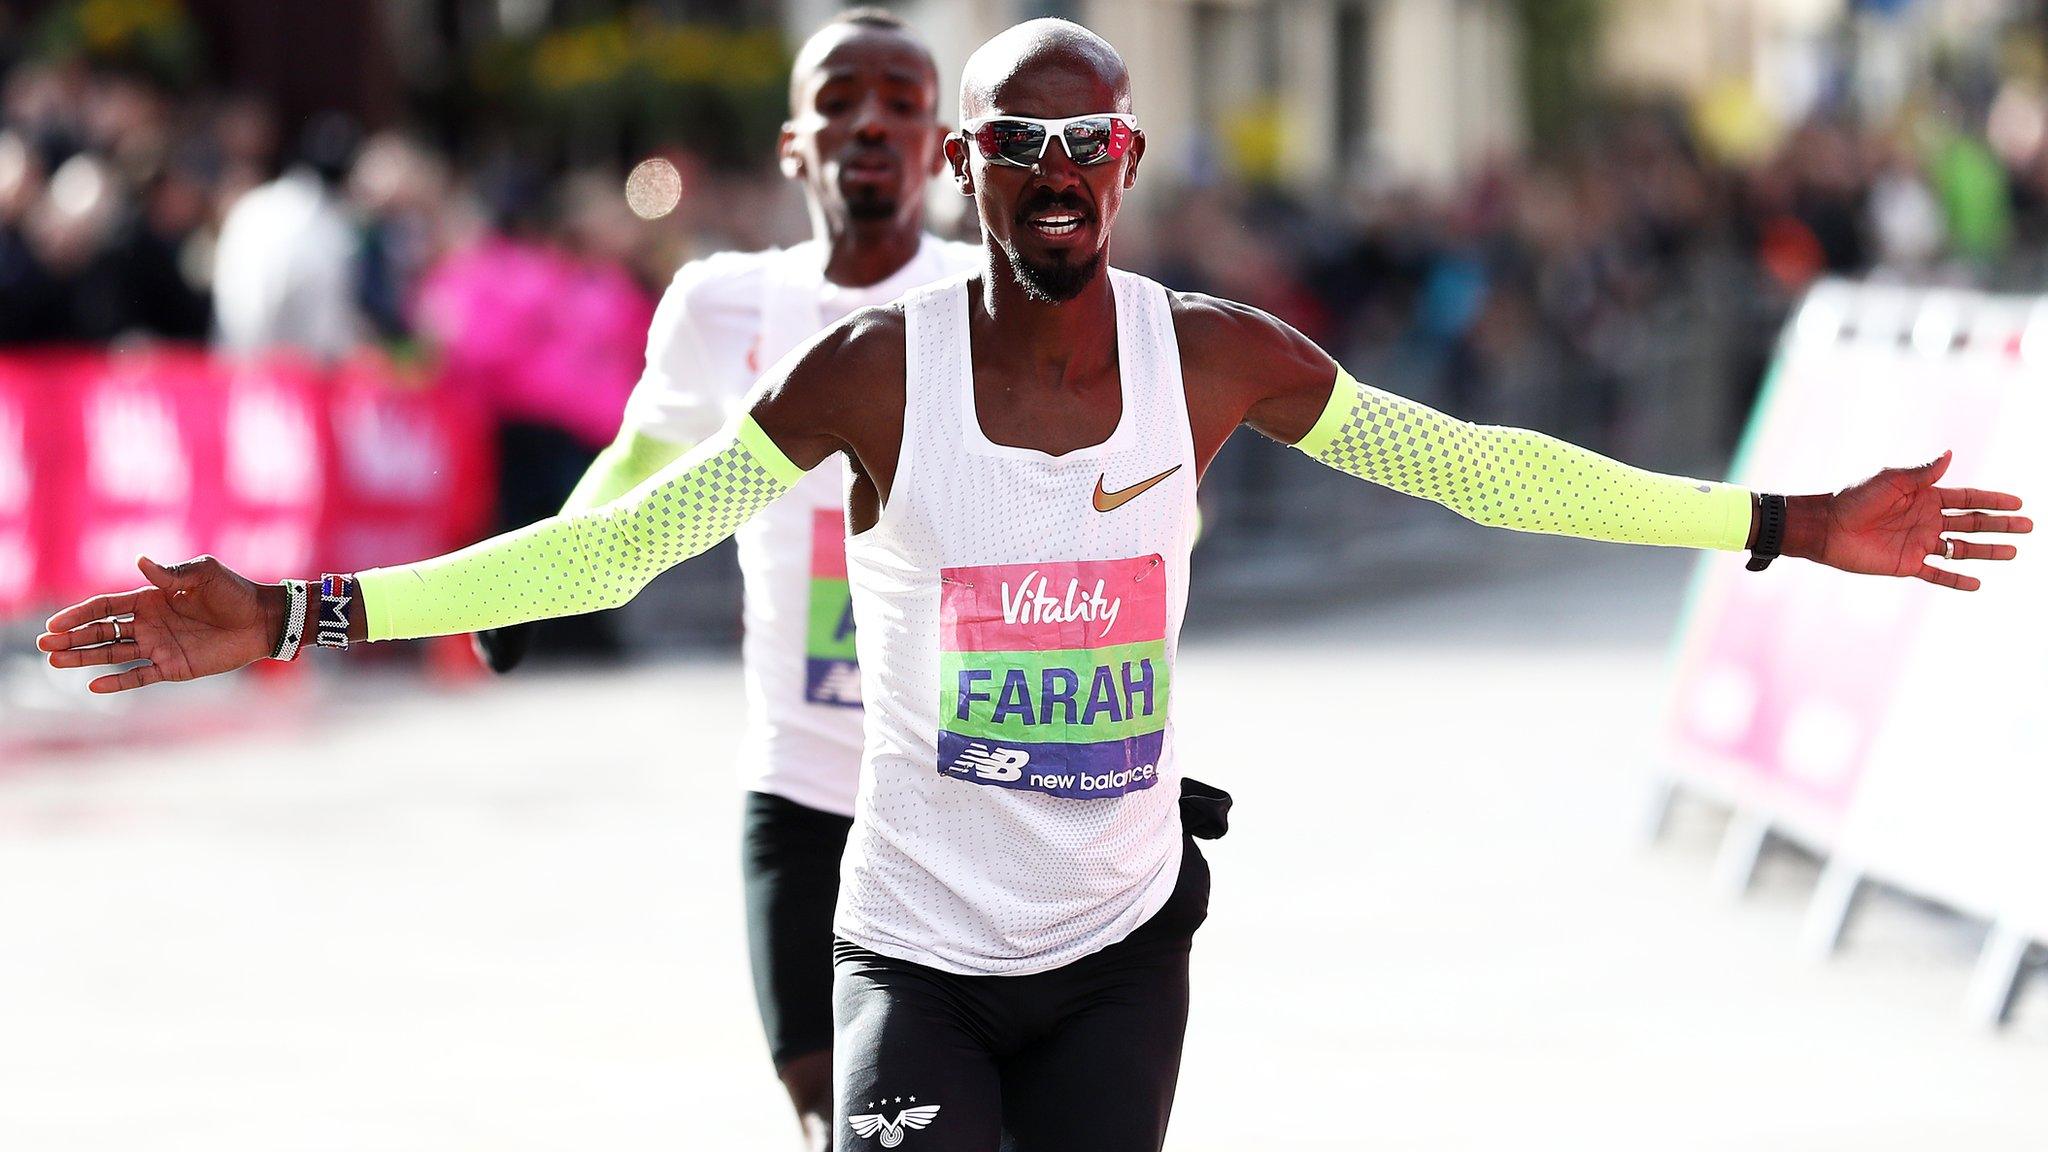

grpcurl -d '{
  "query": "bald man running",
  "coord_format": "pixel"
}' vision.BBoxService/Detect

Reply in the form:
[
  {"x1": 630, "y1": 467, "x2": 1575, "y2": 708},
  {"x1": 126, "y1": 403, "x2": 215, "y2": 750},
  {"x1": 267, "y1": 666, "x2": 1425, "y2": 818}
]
[{"x1": 42, "y1": 19, "x2": 2029, "y2": 1152}]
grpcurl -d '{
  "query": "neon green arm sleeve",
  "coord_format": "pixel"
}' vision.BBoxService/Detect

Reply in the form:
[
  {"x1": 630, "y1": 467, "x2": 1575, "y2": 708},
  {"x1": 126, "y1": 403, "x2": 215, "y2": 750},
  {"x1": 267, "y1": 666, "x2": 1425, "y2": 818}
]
[
  {"x1": 356, "y1": 416, "x2": 802, "y2": 641},
  {"x1": 1293, "y1": 369, "x2": 1752, "y2": 550},
  {"x1": 560, "y1": 429, "x2": 690, "y2": 515}
]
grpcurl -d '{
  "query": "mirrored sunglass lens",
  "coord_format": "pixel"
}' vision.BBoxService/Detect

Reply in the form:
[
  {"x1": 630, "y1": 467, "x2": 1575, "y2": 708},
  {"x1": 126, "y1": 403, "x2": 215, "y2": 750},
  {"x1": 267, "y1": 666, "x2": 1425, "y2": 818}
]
[
  {"x1": 1062, "y1": 118, "x2": 1114, "y2": 163},
  {"x1": 978, "y1": 121, "x2": 1045, "y2": 165}
]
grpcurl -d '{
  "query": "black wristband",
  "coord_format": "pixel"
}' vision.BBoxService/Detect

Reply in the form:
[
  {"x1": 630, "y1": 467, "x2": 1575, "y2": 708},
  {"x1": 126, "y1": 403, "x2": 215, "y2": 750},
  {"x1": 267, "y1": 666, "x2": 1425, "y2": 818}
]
[{"x1": 1745, "y1": 493, "x2": 1787, "y2": 571}]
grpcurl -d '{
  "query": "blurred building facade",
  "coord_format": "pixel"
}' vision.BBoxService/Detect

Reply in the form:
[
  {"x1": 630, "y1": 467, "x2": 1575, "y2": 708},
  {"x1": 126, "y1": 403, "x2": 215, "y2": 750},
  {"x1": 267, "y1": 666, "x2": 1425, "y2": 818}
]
[
  {"x1": 8, "y1": 0, "x2": 2048, "y2": 644},
  {"x1": 1609, "y1": 0, "x2": 2046, "y2": 137},
  {"x1": 785, "y1": 0, "x2": 2047, "y2": 195},
  {"x1": 803, "y1": 0, "x2": 1521, "y2": 193}
]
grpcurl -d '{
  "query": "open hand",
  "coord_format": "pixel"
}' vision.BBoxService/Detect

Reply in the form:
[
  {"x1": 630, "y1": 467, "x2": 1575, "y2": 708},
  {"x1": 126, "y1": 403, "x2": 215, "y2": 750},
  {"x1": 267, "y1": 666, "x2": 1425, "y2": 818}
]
[
  {"x1": 37, "y1": 556, "x2": 281, "y2": 693},
  {"x1": 1812, "y1": 452, "x2": 2030, "y2": 591}
]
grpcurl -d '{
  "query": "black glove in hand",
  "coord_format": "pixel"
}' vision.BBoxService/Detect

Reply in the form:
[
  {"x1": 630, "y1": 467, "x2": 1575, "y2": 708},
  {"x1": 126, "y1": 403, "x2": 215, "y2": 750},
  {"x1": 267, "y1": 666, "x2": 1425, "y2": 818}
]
[{"x1": 471, "y1": 621, "x2": 534, "y2": 674}]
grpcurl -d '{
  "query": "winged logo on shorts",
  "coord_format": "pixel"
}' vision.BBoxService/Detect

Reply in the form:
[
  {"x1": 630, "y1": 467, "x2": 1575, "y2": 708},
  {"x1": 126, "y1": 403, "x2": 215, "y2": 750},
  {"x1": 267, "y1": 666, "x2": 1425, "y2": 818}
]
[{"x1": 848, "y1": 1104, "x2": 942, "y2": 1147}]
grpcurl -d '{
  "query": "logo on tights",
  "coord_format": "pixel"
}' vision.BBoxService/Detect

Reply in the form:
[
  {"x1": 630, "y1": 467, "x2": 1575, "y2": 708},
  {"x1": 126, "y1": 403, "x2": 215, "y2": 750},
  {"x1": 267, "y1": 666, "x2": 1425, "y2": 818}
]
[{"x1": 847, "y1": 1101, "x2": 942, "y2": 1147}]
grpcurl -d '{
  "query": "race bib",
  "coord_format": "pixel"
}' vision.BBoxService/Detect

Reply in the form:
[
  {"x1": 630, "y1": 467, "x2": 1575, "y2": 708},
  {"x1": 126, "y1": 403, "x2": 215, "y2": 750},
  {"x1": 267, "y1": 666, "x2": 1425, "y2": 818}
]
[
  {"x1": 804, "y1": 508, "x2": 860, "y2": 706},
  {"x1": 938, "y1": 555, "x2": 1168, "y2": 799}
]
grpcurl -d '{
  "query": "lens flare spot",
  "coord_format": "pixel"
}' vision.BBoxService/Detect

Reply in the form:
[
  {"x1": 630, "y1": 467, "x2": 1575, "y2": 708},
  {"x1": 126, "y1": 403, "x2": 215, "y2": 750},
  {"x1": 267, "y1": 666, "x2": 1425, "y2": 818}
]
[{"x1": 624, "y1": 158, "x2": 682, "y2": 220}]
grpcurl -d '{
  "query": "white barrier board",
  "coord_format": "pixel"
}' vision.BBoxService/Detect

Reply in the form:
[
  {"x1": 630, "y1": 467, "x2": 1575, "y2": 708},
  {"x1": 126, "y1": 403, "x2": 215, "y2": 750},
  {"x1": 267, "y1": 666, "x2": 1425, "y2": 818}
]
[
  {"x1": 1661, "y1": 282, "x2": 2021, "y2": 851},
  {"x1": 1827, "y1": 293, "x2": 2048, "y2": 938}
]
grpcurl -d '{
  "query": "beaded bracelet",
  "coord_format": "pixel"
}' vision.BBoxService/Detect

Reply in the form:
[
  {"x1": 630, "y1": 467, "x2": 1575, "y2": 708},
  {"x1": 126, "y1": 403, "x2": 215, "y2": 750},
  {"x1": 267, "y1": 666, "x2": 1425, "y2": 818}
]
[
  {"x1": 270, "y1": 579, "x2": 308, "y2": 661},
  {"x1": 316, "y1": 573, "x2": 356, "y2": 650}
]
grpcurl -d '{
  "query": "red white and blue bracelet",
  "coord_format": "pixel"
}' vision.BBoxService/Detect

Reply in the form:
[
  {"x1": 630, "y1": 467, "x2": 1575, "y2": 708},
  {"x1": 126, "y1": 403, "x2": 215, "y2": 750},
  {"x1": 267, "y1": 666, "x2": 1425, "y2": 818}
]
[{"x1": 316, "y1": 573, "x2": 356, "y2": 650}]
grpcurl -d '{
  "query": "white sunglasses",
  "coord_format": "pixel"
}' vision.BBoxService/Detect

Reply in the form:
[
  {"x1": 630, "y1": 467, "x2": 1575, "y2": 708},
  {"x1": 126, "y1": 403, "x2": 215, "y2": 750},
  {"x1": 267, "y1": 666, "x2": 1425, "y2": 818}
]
[{"x1": 959, "y1": 114, "x2": 1140, "y2": 167}]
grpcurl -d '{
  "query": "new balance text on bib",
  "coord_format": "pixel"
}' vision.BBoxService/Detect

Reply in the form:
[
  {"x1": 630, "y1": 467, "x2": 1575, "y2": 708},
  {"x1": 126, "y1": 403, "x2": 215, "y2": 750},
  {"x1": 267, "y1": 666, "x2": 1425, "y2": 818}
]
[
  {"x1": 938, "y1": 556, "x2": 1168, "y2": 799},
  {"x1": 805, "y1": 507, "x2": 861, "y2": 706}
]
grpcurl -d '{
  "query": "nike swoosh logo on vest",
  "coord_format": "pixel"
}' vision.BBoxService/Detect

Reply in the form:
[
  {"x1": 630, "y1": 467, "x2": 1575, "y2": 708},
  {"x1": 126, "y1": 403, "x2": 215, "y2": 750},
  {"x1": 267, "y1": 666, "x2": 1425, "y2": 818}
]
[{"x1": 1092, "y1": 465, "x2": 1182, "y2": 512}]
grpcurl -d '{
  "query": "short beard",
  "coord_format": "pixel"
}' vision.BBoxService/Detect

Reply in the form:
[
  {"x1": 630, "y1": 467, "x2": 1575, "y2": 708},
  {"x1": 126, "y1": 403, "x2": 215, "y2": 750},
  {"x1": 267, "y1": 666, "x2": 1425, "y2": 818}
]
[
  {"x1": 1000, "y1": 236, "x2": 1102, "y2": 303},
  {"x1": 844, "y1": 190, "x2": 898, "y2": 222}
]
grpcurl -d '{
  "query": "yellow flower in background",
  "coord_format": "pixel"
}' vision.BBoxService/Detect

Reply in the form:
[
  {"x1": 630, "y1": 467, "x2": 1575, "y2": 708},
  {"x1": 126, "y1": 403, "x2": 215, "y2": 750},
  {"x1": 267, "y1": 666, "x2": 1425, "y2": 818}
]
[
  {"x1": 1695, "y1": 78, "x2": 1780, "y2": 165},
  {"x1": 643, "y1": 25, "x2": 718, "y2": 85},
  {"x1": 534, "y1": 19, "x2": 635, "y2": 91},
  {"x1": 77, "y1": 0, "x2": 183, "y2": 49},
  {"x1": 529, "y1": 17, "x2": 786, "y2": 94},
  {"x1": 1223, "y1": 95, "x2": 1285, "y2": 186},
  {"x1": 636, "y1": 24, "x2": 785, "y2": 87}
]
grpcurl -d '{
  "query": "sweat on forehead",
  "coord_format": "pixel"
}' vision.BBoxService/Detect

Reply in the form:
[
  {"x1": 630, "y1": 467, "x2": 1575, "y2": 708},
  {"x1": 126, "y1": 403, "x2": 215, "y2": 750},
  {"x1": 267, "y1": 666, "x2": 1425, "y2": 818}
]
[{"x1": 959, "y1": 18, "x2": 1132, "y2": 120}]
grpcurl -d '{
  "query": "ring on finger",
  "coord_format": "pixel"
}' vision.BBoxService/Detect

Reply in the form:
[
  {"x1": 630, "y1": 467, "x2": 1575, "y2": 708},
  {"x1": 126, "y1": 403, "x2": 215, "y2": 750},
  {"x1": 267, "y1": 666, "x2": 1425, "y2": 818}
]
[
  {"x1": 1942, "y1": 538, "x2": 1956, "y2": 561},
  {"x1": 112, "y1": 618, "x2": 124, "y2": 643}
]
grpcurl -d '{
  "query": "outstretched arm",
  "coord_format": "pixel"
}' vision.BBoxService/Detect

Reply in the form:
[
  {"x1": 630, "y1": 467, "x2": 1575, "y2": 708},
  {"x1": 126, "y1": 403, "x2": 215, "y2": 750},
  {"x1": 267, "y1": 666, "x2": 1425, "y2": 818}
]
[
  {"x1": 37, "y1": 415, "x2": 801, "y2": 692},
  {"x1": 1178, "y1": 295, "x2": 2028, "y2": 588},
  {"x1": 473, "y1": 257, "x2": 739, "y2": 672},
  {"x1": 358, "y1": 414, "x2": 799, "y2": 640},
  {"x1": 1294, "y1": 365, "x2": 1756, "y2": 550},
  {"x1": 468, "y1": 428, "x2": 689, "y2": 673},
  {"x1": 38, "y1": 311, "x2": 896, "y2": 692}
]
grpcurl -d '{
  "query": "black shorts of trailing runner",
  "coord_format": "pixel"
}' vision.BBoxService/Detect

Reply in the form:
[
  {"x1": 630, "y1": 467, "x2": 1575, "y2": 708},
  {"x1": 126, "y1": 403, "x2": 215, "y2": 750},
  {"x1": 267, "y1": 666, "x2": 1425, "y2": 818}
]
[
  {"x1": 741, "y1": 789, "x2": 855, "y2": 1068},
  {"x1": 832, "y1": 835, "x2": 1212, "y2": 1152}
]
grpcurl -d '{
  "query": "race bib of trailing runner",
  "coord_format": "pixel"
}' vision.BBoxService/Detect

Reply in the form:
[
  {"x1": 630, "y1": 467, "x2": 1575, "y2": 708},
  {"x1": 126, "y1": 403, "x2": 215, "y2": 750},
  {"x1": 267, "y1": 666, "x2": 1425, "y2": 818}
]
[
  {"x1": 805, "y1": 508, "x2": 860, "y2": 707},
  {"x1": 938, "y1": 555, "x2": 1168, "y2": 799}
]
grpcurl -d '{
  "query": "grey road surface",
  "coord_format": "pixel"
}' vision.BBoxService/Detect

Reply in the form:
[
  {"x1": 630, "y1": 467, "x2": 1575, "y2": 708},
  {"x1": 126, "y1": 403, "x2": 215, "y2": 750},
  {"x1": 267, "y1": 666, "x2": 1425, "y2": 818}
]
[{"x1": 4, "y1": 543, "x2": 2043, "y2": 1151}]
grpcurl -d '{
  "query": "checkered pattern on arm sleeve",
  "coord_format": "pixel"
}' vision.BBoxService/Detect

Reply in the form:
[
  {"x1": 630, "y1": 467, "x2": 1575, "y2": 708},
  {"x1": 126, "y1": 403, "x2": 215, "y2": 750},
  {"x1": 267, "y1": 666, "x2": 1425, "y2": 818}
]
[
  {"x1": 1292, "y1": 369, "x2": 1753, "y2": 550},
  {"x1": 357, "y1": 416, "x2": 803, "y2": 642}
]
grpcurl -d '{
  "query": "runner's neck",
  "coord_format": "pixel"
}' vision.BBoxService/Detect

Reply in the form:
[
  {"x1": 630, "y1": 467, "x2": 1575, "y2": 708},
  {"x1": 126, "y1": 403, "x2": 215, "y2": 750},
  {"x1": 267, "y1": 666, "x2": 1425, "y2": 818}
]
[
  {"x1": 971, "y1": 258, "x2": 1118, "y2": 392},
  {"x1": 965, "y1": 271, "x2": 1122, "y2": 456},
  {"x1": 819, "y1": 217, "x2": 927, "y2": 289}
]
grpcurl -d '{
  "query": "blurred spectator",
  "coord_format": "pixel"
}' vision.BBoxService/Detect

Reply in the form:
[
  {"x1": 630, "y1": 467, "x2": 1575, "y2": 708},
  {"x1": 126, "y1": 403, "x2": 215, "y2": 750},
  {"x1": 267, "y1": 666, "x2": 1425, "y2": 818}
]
[
  {"x1": 413, "y1": 168, "x2": 655, "y2": 522},
  {"x1": 1788, "y1": 121, "x2": 1873, "y2": 275},
  {"x1": 0, "y1": 63, "x2": 211, "y2": 344},
  {"x1": 211, "y1": 112, "x2": 363, "y2": 361},
  {"x1": 1869, "y1": 146, "x2": 1947, "y2": 273},
  {"x1": 0, "y1": 128, "x2": 63, "y2": 342},
  {"x1": 1926, "y1": 123, "x2": 2014, "y2": 267},
  {"x1": 405, "y1": 169, "x2": 656, "y2": 655},
  {"x1": 4, "y1": 21, "x2": 2048, "y2": 473},
  {"x1": 349, "y1": 129, "x2": 453, "y2": 342},
  {"x1": 210, "y1": 95, "x2": 280, "y2": 207}
]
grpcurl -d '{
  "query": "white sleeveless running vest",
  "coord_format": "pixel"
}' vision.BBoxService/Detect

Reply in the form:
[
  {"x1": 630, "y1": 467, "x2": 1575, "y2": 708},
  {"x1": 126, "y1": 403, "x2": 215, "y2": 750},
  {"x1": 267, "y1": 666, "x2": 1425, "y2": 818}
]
[
  {"x1": 728, "y1": 237, "x2": 980, "y2": 817},
  {"x1": 731, "y1": 245, "x2": 866, "y2": 814},
  {"x1": 837, "y1": 268, "x2": 1199, "y2": 975}
]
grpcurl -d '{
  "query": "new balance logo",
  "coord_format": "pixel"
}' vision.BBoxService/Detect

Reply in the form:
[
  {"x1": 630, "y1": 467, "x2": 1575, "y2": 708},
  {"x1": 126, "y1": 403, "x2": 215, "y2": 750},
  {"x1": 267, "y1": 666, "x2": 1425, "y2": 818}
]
[
  {"x1": 848, "y1": 1103, "x2": 941, "y2": 1147},
  {"x1": 944, "y1": 744, "x2": 1028, "y2": 782},
  {"x1": 812, "y1": 663, "x2": 862, "y2": 704}
]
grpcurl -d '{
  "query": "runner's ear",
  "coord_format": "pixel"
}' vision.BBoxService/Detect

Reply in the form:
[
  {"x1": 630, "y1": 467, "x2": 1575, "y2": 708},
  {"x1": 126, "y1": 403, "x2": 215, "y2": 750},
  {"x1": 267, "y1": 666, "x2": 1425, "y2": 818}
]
[
  {"x1": 943, "y1": 133, "x2": 974, "y2": 195},
  {"x1": 778, "y1": 122, "x2": 804, "y2": 181}
]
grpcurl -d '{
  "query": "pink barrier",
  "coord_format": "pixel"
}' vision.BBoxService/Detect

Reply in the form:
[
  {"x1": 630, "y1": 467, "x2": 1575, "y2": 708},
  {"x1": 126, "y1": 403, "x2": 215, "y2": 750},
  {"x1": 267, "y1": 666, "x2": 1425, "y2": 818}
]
[
  {"x1": 0, "y1": 356, "x2": 45, "y2": 613},
  {"x1": 1661, "y1": 281, "x2": 2033, "y2": 849},
  {"x1": 0, "y1": 347, "x2": 492, "y2": 619}
]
